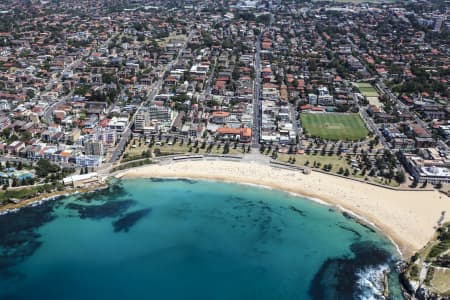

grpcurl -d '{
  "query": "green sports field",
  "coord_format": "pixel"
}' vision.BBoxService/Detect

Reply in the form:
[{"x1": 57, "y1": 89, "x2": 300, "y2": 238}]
[
  {"x1": 300, "y1": 113, "x2": 369, "y2": 141},
  {"x1": 355, "y1": 82, "x2": 380, "y2": 97}
]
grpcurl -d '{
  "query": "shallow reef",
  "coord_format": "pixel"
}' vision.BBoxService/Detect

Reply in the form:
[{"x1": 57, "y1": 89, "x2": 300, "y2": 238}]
[{"x1": 112, "y1": 208, "x2": 152, "y2": 232}]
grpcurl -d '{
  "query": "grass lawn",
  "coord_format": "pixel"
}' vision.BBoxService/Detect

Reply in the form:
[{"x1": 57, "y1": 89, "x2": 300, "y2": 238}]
[
  {"x1": 0, "y1": 186, "x2": 40, "y2": 203},
  {"x1": 122, "y1": 140, "x2": 152, "y2": 162},
  {"x1": 300, "y1": 113, "x2": 369, "y2": 141},
  {"x1": 123, "y1": 139, "x2": 246, "y2": 161},
  {"x1": 277, "y1": 153, "x2": 402, "y2": 186},
  {"x1": 278, "y1": 154, "x2": 350, "y2": 173},
  {"x1": 373, "y1": 177, "x2": 400, "y2": 187},
  {"x1": 356, "y1": 82, "x2": 380, "y2": 97},
  {"x1": 431, "y1": 268, "x2": 450, "y2": 295},
  {"x1": 153, "y1": 142, "x2": 244, "y2": 156},
  {"x1": 315, "y1": 0, "x2": 396, "y2": 2},
  {"x1": 156, "y1": 34, "x2": 187, "y2": 47}
]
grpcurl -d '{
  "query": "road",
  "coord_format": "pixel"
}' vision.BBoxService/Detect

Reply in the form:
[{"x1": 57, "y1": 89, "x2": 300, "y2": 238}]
[
  {"x1": 41, "y1": 60, "x2": 83, "y2": 124},
  {"x1": 377, "y1": 80, "x2": 429, "y2": 130},
  {"x1": 0, "y1": 155, "x2": 75, "y2": 169},
  {"x1": 108, "y1": 29, "x2": 195, "y2": 163},
  {"x1": 252, "y1": 13, "x2": 274, "y2": 148},
  {"x1": 252, "y1": 31, "x2": 262, "y2": 148},
  {"x1": 42, "y1": 35, "x2": 117, "y2": 123},
  {"x1": 204, "y1": 57, "x2": 217, "y2": 97},
  {"x1": 289, "y1": 100, "x2": 300, "y2": 142},
  {"x1": 352, "y1": 91, "x2": 390, "y2": 149}
]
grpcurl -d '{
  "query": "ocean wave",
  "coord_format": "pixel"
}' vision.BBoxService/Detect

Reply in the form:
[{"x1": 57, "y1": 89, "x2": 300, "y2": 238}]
[{"x1": 355, "y1": 264, "x2": 390, "y2": 300}]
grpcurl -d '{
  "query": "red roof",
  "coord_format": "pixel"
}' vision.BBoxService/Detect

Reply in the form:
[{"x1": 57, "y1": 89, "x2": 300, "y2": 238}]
[
  {"x1": 214, "y1": 80, "x2": 226, "y2": 89},
  {"x1": 217, "y1": 127, "x2": 251, "y2": 137},
  {"x1": 212, "y1": 111, "x2": 230, "y2": 117},
  {"x1": 300, "y1": 104, "x2": 312, "y2": 110},
  {"x1": 99, "y1": 119, "x2": 110, "y2": 127},
  {"x1": 411, "y1": 125, "x2": 429, "y2": 137}
]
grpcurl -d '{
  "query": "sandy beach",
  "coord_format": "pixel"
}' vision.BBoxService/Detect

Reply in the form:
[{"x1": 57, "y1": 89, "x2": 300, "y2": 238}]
[{"x1": 117, "y1": 160, "x2": 450, "y2": 258}]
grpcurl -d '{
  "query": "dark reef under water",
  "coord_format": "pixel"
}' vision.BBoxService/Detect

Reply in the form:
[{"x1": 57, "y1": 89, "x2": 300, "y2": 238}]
[
  {"x1": 309, "y1": 240, "x2": 395, "y2": 299},
  {"x1": 0, "y1": 181, "x2": 146, "y2": 279},
  {"x1": 0, "y1": 200, "x2": 58, "y2": 278},
  {"x1": 65, "y1": 199, "x2": 136, "y2": 220},
  {"x1": 113, "y1": 208, "x2": 152, "y2": 232},
  {"x1": 0, "y1": 179, "x2": 403, "y2": 300}
]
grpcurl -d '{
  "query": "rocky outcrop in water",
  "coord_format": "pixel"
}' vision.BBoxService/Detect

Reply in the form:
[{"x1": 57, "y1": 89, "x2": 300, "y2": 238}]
[{"x1": 309, "y1": 241, "x2": 397, "y2": 300}]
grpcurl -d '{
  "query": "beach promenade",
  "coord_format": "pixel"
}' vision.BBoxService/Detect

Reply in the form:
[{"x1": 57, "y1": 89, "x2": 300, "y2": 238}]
[{"x1": 117, "y1": 158, "x2": 450, "y2": 258}]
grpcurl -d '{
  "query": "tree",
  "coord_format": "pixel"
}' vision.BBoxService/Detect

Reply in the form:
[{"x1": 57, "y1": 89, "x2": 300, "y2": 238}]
[
  {"x1": 289, "y1": 145, "x2": 294, "y2": 154},
  {"x1": 272, "y1": 151, "x2": 278, "y2": 159},
  {"x1": 35, "y1": 159, "x2": 60, "y2": 178},
  {"x1": 395, "y1": 171, "x2": 406, "y2": 183},
  {"x1": 223, "y1": 142, "x2": 230, "y2": 154},
  {"x1": 232, "y1": 67, "x2": 240, "y2": 81},
  {"x1": 344, "y1": 168, "x2": 350, "y2": 176}
]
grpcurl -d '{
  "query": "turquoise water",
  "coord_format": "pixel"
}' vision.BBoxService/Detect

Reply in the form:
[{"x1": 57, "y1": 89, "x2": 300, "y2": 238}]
[{"x1": 0, "y1": 179, "x2": 404, "y2": 299}]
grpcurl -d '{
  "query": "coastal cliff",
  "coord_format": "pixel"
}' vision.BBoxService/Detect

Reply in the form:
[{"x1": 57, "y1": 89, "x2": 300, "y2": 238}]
[{"x1": 401, "y1": 223, "x2": 450, "y2": 299}]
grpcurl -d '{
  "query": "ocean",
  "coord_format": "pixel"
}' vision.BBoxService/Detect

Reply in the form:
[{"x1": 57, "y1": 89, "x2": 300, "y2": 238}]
[{"x1": 0, "y1": 178, "x2": 404, "y2": 299}]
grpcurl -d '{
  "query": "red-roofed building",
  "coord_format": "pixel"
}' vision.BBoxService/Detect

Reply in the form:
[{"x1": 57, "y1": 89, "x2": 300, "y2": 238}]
[
  {"x1": 99, "y1": 118, "x2": 110, "y2": 127},
  {"x1": 216, "y1": 126, "x2": 252, "y2": 143},
  {"x1": 211, "y1": 111, "x2": 230, "y2": 124}
]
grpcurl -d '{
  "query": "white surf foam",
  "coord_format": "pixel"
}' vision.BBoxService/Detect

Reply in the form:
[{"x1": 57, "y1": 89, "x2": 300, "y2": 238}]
[{"x1": 355, "y1": 264, "x2": 390, "y2": 300}]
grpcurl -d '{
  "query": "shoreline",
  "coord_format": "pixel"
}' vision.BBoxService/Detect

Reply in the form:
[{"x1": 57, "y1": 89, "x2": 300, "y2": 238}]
[
  {"x1": 116, "y1": 160, "x2": 450, "y2": 258},
  {"x1": 124, "y1": 174, "x2": 405, "y2": 257},
  {"x1": 0, "y1": 184, "x2": 108, "y2": 216}
]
